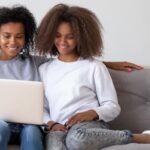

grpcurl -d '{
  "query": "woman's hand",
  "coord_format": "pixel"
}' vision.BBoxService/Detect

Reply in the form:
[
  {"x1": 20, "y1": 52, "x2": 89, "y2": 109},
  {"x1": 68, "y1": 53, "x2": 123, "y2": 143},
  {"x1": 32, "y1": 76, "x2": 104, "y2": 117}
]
[
  {"x1": 51, "y1": 123, "x2": 67, "y2": 132},
  {"x1": 45, "y1": 121, "x2": 67, "y2": 132},
  {"x1": 65, "y1": 110, "x2": 98, "y2": 129},
  {"x1": 104, "y1": 61, "x2": 143, "y2": 72}
]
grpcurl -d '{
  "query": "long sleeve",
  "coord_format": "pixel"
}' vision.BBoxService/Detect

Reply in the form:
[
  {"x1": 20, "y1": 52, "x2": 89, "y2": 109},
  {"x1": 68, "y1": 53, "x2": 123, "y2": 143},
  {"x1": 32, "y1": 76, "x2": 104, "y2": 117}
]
[{"x1": 93, "y1": 63, "x2": 121, "y2": 122}]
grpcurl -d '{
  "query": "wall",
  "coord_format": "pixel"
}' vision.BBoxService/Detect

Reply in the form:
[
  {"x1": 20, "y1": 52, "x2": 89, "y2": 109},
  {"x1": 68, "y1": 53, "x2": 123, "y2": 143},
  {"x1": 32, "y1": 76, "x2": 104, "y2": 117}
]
[{"x1": 0, "y1": 0, "x2": 150, "y2": 65}]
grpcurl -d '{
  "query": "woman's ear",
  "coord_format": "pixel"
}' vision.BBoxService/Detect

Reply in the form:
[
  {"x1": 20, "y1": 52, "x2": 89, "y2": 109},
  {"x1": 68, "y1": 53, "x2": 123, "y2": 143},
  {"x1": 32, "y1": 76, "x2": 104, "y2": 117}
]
[{"x1": 0, "y1": 48, "x2": 2, "y2": 57}]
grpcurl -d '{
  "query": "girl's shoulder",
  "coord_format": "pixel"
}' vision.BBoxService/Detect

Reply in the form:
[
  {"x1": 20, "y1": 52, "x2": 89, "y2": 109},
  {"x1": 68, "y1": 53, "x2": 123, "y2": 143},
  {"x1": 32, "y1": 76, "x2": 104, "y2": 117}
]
[
  {"x1": 86, "y1": 58, "x2": 105, "y2": 68},
  {"x1": 85, "y1": 58, "x2": 109, "y2": 73}
]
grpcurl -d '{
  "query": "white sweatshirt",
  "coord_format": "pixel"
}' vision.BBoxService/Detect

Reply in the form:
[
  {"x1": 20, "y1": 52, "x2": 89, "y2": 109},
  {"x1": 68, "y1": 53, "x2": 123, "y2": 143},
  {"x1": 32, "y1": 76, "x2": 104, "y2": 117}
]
[{"x1": 39, "y1": 58, "x2": 120, "y2": 124}]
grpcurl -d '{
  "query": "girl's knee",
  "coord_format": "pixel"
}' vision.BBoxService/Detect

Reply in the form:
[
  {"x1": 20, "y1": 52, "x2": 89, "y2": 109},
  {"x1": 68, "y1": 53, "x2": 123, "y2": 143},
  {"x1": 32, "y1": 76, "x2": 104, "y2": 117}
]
[
  {"x1": 66, "y1": 128, "x2": 87, "y2": 150},
  {"x1": 45, "y1": 131, "x2": 67, "y2": 150}
]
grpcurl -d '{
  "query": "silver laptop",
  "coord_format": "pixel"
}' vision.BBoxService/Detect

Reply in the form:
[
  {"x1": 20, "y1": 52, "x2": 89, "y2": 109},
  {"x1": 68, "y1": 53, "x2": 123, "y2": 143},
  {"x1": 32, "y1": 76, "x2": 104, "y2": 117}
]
[{"x1": 0, "y1": 79, "x2": 44, "y2": 125}]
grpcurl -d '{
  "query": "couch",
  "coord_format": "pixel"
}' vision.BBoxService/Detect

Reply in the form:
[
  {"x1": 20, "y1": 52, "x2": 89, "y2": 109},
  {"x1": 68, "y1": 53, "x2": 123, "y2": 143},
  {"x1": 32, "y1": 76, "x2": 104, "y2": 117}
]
[{"x1": 8, "y1": 68, "x2": 150, "y2": 150}]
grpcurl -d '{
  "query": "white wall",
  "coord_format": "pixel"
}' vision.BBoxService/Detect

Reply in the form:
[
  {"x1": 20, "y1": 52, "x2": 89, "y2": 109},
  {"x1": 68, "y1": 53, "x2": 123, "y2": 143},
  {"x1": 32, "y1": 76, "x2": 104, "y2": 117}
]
[{"x1": 0, "y1": 0, "x2": 150, "y2": 65}]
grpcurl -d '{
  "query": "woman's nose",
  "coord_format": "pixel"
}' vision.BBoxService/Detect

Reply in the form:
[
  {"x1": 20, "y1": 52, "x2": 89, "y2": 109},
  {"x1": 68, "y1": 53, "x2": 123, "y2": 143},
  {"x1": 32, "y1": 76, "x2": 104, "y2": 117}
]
[{"x1": 9, "y1": 37, "x2": 17, "y2": 44}]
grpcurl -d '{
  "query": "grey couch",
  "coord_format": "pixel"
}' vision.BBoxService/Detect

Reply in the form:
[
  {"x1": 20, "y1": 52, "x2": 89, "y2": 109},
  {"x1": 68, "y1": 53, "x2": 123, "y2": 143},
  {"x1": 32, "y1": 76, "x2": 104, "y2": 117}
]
[{"x1": 8, "y1": 68, "x2": 150, "y2": 150}]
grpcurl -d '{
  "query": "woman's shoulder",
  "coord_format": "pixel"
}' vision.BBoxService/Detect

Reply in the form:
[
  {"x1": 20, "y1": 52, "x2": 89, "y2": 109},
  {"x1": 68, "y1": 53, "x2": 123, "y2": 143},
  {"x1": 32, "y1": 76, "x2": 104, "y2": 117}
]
[{"x1": 28, "y1": 55, "x2": 50, "y2": 67}]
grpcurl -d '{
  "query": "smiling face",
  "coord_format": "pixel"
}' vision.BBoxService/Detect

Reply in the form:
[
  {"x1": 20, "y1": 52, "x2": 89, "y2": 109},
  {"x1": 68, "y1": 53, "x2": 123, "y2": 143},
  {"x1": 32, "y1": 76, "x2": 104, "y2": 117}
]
[
  {"x1": 0, "y1": 22, "x2": 25, "y2": 60},
  {"x1": 54, "y1": 22, "x2": 78, "y2": 61}
]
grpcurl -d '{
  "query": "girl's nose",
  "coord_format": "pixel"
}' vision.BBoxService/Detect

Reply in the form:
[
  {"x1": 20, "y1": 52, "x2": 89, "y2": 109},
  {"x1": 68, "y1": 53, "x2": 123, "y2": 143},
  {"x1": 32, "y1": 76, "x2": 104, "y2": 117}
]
[{"x1": 60, "y1": 37, "x2": 66, "y2": 44}]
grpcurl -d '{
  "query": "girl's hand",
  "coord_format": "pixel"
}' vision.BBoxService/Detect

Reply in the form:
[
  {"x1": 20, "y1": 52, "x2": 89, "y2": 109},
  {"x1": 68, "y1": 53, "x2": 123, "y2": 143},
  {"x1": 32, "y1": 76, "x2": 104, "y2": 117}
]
[{"x1": 65, "y1": 110, "x2": 98, "y2": 129}]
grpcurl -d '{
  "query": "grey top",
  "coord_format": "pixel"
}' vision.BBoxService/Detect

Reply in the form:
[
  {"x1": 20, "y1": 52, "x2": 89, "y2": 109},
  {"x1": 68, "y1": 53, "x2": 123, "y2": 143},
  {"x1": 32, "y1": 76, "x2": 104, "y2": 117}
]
[{"x1": 0, "y1": 55, "x2": 47, "y2": 81}]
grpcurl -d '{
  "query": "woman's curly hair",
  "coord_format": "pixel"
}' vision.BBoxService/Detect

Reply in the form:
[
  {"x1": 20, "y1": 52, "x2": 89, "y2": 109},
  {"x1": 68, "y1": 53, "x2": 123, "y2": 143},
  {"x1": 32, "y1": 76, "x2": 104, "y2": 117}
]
[
  {"x1": 36, "y1": 3, "x2": 103, "y2": 59},
  {"x1": 0, "y1": 5, "x2": 36, "y2": 58}
]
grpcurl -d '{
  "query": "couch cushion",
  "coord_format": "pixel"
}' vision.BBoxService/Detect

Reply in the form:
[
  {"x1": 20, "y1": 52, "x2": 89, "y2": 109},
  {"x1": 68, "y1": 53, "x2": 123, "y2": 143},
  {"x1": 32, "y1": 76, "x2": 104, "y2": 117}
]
[
  {"x1": 109, "y1": 68, "x2": 150, "y2": 133},
  {"x1": 102, "y1": 143, "x2": 150, "y2": 150}
]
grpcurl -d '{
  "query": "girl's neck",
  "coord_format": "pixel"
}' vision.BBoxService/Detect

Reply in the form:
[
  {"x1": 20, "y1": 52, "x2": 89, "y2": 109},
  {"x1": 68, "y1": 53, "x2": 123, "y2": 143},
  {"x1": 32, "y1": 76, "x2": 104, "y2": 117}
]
[{"x1": 58, "y1": 54, "x2": 79, "y2": 62}]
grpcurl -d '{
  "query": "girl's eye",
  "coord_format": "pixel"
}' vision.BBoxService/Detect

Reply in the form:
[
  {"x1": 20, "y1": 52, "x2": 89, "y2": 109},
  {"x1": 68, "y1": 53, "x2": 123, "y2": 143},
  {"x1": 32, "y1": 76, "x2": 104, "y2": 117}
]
[
  {"x1": 55, "y1": 34, "x2": 61, "y2": 38},
  {"x1": 67, "y1": 36, "x2": 74, "y2": 39}
]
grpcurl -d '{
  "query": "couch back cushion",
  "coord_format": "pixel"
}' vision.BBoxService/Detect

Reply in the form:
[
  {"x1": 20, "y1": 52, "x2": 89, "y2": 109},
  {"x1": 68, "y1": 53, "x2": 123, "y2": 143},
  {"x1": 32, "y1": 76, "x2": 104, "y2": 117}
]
[{"x1": 109, "y1": 68, "x2": 150, "y2": 133}]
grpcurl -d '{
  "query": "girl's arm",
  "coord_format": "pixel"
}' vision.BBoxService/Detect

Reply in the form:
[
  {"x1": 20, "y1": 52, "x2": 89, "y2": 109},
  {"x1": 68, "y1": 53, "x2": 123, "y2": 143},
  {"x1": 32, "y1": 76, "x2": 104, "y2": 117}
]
[
  {"x1": 92, "y1": 62, "x2": 121, "y2": 122},
  {"x1": 65, "y1": 110, "x2": 98, "y2": 129},
  {"x1": 66, "y1": 61, "x2": 120, "y2": 128}
]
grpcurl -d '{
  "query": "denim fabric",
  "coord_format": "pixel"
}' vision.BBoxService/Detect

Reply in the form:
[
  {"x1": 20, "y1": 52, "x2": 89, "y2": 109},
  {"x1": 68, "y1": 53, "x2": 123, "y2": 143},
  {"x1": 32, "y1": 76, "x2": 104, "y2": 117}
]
[
  {"x1": 0, "y1": 120, "x2": 44, "y2": 150},
  {"x1": 46, "y1": 121, "x2": 132, "y2": 150},
  {"x1": 20, "y1": 125, "x2": 44, "y2": 150},
  {"x1": 9, "y1": 123, "x2": 23, "y2": 133},
  {"x1": 0, "y1": 120, "x2": 10, "y2": 150}
]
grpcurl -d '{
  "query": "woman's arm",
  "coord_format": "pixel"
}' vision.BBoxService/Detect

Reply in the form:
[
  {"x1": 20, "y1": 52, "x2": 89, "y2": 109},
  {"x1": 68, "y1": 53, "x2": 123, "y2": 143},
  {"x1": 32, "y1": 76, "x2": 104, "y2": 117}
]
[{"x1": 103, "y1": 61, "x2": 143, "y2": 72}]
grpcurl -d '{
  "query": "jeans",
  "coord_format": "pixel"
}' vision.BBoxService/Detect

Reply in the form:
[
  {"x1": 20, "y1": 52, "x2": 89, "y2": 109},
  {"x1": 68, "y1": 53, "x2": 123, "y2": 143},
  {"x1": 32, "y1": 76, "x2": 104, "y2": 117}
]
[
  {"x1": 0, "y1": 120, "x2": 44, "y2": 150},
  {"x1": 45, "y1": 121, "x2": 132, "y2": 150}
]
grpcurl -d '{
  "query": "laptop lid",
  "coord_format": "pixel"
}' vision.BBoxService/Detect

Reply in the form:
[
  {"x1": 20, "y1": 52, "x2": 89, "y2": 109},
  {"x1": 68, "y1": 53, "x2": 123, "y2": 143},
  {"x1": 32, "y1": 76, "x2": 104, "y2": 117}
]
[{"x1": 0, "y1": 79, "x2": 44, "y2": 125}]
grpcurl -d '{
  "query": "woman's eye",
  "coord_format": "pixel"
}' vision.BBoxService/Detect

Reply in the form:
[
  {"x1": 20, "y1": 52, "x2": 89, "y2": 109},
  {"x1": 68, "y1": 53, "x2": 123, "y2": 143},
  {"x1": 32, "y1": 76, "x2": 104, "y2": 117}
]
[
  {"x1": 16, "y1": 36, "x2": 24, "y2": 39},
  {"x1": 3, "y1": 35, "x2": 10, "y2": 39}
]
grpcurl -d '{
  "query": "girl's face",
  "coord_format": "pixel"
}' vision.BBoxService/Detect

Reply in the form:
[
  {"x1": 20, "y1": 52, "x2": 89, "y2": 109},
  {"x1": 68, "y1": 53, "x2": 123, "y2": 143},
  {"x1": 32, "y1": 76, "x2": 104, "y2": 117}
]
[
  {"x1": 0, "y1": 22, "x2": 25, "y2": 60},
  {"x1": 54, "y1": 22, "x2": 77, "y2": 59}
]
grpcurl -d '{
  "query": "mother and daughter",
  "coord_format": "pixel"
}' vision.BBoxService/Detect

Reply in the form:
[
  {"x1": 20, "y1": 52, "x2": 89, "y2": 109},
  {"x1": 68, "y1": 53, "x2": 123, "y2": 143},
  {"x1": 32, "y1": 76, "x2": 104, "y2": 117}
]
[{"x1": 0, "y1": 3, "x2": 147, "y2": 150}]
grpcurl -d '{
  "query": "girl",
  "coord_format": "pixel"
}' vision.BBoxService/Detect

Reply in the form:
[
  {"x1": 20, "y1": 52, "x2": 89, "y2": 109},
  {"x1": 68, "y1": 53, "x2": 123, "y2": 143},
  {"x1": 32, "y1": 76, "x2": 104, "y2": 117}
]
[
  {"x1": 0, "y1": 5, "x2": 45, "y2": 150},
  {"x1": 36, "y1": 4, "x2": 150, "y2": 150}
]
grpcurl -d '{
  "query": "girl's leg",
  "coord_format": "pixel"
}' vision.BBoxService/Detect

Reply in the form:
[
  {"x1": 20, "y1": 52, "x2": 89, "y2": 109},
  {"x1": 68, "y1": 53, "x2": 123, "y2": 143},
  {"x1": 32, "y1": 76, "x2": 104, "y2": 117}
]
[
  {"x1": 0, "y1": 120, "x2": 11, "y2": 150},
  {"x1": 45, "y1": 131, "x2": 67, "y2": 150},
  {"x1": 66, "y1": 121, "x2": 132, "y2": 150},
  {"x1": 20, "y1": 125, "x2": 44, "y2": 150},
  {"x1": 132, "y1": 133, "x2": 150, "y2": 143}
]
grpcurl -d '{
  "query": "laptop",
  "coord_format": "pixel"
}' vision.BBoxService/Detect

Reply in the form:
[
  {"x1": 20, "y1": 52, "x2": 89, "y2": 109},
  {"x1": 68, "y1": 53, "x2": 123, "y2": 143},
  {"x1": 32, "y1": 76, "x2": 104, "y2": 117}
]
[{"x1": 0, "y1": 79, "x2": 44, "y2": 125}]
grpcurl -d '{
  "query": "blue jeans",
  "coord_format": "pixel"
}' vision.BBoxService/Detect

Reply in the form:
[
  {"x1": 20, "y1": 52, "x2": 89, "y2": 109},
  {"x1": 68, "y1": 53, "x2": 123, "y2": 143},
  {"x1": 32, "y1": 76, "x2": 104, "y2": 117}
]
[
  {"x1": 0, "y1": 120, "x2": 44, "y2": 150},
  {"x1": 45, "y1": 121, "x2": 132, "y2": 150}
]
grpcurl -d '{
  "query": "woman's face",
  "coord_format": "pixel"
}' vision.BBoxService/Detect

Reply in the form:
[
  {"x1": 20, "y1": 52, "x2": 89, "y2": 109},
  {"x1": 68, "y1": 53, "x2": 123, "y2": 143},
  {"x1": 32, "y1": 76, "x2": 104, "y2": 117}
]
[
  {"x1": 54, "y1": 22, "x2": 77, "y2": 58},
  {"x1": 0, "y1": 22, "x2": 25, "y2": 60}
]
